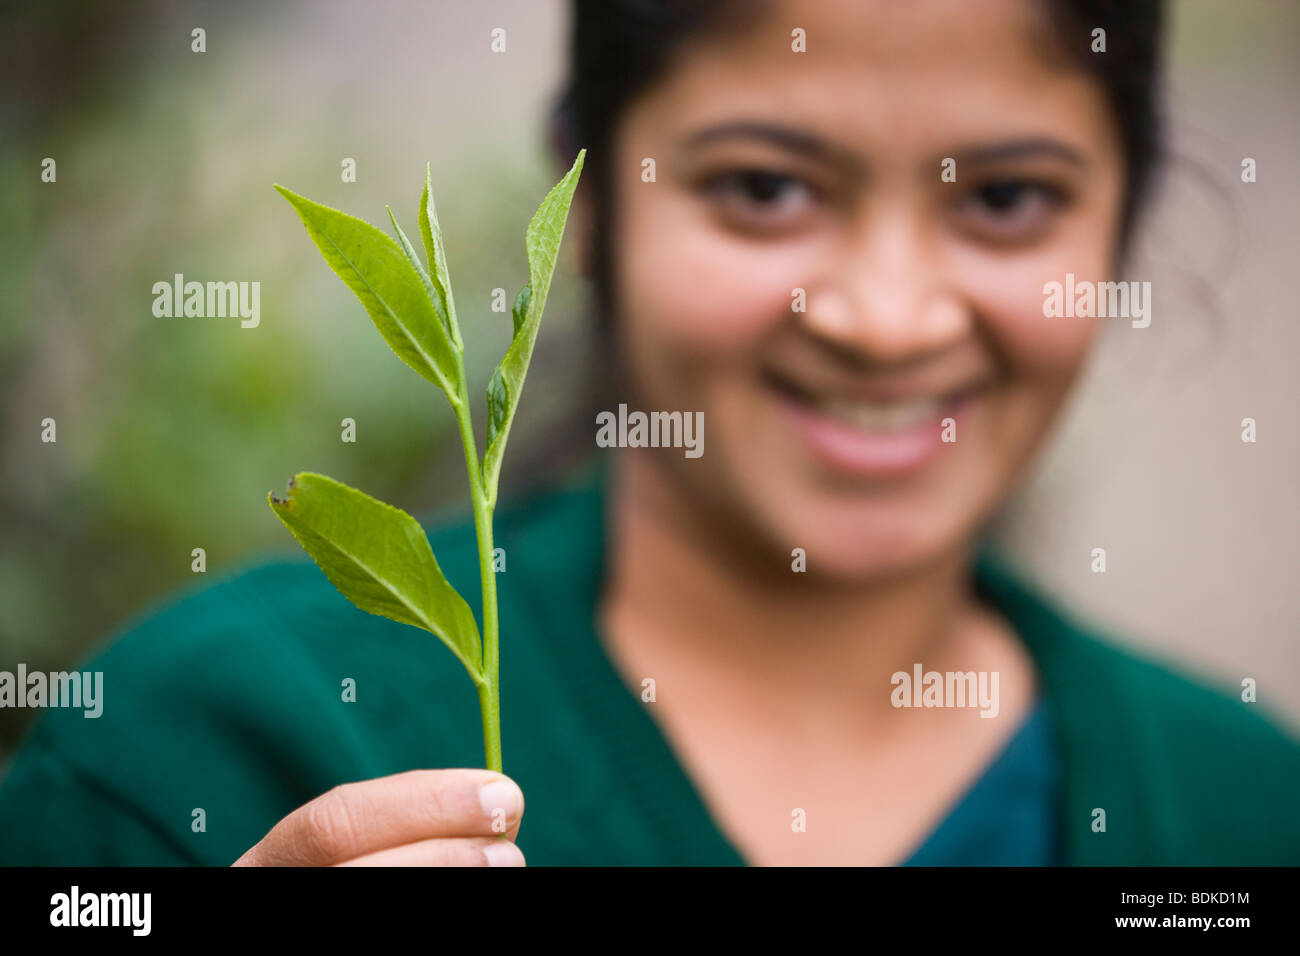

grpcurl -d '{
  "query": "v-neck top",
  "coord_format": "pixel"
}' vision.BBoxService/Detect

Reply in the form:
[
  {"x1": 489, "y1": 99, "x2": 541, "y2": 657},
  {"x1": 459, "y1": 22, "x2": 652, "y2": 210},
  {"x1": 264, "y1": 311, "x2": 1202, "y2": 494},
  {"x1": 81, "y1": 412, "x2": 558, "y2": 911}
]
[{"x1": 901, "y1": 700, "x2": 1061, "y2": 865}]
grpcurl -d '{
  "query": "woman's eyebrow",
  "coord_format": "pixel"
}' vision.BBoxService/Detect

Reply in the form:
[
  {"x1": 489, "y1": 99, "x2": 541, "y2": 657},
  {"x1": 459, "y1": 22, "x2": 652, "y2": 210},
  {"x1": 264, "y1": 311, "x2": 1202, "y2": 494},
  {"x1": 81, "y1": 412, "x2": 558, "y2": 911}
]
[
  {"x1": 948, "y1": 138, "x2": 1087, "y2": 167},
  {"x1": 680, "y1": 120, "x2": 859, "y2": 171},
  {"x1": 679, "y1": 123, "x2": 1086, "y2": 174}
]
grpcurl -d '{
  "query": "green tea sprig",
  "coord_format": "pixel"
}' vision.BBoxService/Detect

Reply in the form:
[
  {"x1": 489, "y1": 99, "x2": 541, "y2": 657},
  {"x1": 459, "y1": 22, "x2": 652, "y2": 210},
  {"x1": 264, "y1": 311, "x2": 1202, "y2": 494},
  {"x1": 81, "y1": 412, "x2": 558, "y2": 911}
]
[{"x1": 268, "y1": 151, "x2": 585, "y2": 772}]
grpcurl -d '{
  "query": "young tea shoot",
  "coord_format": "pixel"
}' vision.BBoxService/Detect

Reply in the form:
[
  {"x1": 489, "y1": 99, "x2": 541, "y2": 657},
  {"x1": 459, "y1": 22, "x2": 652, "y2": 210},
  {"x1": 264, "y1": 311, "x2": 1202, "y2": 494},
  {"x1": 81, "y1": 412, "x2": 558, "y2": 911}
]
[{"x1": 268, "y1": 150, "x2": 586, "y2": 772}]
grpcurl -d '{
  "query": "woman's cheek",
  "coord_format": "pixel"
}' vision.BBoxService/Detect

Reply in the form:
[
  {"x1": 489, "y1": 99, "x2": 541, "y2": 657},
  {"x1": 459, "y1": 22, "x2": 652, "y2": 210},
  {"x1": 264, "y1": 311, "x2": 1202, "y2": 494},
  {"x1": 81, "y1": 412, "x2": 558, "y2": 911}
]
[
  {"x1": 951, "y1": 248, "x2": 1103, "y2": 376},
  {"x1": 651, "y1": 255, "x2": 797, "y2": 354},
  {"x1": 621, "y1": 203, "x2": 808, "y2": 355}
]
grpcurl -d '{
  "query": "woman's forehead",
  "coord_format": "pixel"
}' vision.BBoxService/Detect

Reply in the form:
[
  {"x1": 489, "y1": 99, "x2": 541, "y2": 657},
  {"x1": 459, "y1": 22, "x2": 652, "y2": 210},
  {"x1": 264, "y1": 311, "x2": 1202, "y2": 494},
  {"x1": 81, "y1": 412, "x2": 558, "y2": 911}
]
[
  {"x1": 686, "y1": 0, "x2": 1058, "y2": 62},
  {"x1": 625, "y1": 0, "x2": 1113, "y2": 162}
]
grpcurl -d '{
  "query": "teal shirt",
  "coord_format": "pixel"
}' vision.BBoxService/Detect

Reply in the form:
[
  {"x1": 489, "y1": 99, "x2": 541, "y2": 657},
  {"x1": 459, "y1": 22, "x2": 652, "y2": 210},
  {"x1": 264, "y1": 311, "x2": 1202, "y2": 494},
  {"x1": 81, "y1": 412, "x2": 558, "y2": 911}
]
[
  {"x1": 903, "y1": 701, "x2": 1061, "y2": 866},
  {"x1": 0, "y1": 465, "x2": 1295, "y2": 865}
]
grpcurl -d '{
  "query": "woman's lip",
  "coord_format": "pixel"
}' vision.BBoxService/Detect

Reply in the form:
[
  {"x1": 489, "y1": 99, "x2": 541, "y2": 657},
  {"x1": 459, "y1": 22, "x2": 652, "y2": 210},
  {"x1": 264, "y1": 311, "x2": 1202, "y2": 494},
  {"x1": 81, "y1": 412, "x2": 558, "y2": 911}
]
[
  {"x1": 773, "y1": 387, "x2": 974, "y2": 478},
  {"x1": 759, "y1": 366, "x2": 991, "y2": 405}
]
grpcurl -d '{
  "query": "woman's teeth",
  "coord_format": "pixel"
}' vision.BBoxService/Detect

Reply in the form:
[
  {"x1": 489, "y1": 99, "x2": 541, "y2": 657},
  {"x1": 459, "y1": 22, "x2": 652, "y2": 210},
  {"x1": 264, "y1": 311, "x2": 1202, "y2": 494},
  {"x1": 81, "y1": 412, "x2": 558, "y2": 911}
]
[{"x1": 816, "y1": 396, "x2": 945, "y2": 432}]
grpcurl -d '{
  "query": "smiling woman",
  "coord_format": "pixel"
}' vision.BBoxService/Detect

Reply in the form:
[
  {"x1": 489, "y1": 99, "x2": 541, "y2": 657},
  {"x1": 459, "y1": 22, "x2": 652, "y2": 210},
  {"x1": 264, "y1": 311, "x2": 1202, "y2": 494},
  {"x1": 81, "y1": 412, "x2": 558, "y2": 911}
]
[
  {"x1": 552, "y1": 0, "x2": 1296, "y2": 867},
  {"x1": 0, "y1": 0, "x2": 1296, "y2": 871},
  {"x1": 564, "y1": 0, "x2": 1126, "y2": 866}
]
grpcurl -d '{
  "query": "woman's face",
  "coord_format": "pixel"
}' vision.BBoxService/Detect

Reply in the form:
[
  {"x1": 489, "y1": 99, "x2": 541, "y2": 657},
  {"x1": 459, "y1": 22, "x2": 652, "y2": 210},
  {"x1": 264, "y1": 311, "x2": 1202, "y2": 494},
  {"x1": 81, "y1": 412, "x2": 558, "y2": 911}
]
[{"x1": 607, "y1": 0, "x2": 1125, "y2": 580}]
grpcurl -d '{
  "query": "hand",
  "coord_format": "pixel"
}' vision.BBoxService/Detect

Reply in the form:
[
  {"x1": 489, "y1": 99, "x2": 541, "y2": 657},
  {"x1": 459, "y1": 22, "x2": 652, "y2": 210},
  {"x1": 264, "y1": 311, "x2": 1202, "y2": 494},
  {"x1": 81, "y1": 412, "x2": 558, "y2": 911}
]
[{"x1": 232, "y1": 769, "x2": 525, "y2": 866}]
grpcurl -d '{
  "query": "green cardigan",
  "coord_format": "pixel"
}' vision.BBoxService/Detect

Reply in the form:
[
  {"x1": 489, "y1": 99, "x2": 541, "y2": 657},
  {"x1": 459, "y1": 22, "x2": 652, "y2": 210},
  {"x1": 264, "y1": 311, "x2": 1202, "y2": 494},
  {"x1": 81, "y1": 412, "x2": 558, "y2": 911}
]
[{"x1": 1, "y1": 466, "x2": 1296, "y2": 865}]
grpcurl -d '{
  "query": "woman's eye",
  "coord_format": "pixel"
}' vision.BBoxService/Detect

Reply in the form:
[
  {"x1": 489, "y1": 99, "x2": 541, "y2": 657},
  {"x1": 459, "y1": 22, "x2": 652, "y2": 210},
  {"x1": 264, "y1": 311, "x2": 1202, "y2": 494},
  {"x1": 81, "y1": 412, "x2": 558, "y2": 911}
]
[
  {"x1": 955, "y1": 179, "x2": 1065, "y2": 241},
  {"x1": 704, "y1": 170, "x2": 816, "y2": 231}
]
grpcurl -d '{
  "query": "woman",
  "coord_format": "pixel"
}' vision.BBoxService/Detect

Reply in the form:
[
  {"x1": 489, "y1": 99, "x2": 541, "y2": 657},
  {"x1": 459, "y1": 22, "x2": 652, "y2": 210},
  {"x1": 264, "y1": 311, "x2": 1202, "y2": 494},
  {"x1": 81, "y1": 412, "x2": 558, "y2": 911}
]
[{"x1": 1, "y1": 0, "x2": 1296, "y2": 866}]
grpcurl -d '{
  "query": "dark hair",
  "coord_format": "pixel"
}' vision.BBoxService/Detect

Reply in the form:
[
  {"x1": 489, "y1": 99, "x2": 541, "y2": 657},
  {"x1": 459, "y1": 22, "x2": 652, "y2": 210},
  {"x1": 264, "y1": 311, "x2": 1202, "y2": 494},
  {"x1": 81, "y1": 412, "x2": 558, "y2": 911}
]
[{"x1": 551, "y1": 0, "x2": 1165, "y2": 323}]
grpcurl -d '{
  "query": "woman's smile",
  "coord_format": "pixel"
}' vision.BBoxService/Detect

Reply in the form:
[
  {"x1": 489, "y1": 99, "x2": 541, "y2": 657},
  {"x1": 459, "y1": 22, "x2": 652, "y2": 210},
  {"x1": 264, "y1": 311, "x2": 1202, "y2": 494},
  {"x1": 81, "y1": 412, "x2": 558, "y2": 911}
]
[{"x1": 759, "y1": 363, "x2": 992, "y2": 479}]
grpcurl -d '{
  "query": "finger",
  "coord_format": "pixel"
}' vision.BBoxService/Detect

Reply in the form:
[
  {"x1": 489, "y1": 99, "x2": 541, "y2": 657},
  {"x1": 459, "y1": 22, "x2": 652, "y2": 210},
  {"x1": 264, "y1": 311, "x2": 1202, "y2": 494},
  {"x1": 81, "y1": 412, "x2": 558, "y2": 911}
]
[
  {"x1": 334, "y1": 836, "x2": 526, "y2": 867},
  {"x1": 233, "y1": 769, "x2": 524, "y2": 866}
]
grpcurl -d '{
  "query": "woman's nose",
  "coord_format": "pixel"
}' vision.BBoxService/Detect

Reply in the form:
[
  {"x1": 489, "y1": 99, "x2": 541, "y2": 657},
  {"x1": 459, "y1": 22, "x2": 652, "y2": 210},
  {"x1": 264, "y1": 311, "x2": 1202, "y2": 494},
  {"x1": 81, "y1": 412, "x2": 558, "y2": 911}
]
[{"x1": 799, "y1": 212, "x2": 969, "y2": 364}]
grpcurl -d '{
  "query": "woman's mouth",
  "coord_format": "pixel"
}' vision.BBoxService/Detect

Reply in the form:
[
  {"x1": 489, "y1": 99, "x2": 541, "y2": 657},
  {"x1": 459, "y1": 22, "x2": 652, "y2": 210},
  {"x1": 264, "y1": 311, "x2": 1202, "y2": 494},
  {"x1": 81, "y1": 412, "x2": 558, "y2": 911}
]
[
  {"x1": 761, "y1": 370, "x2": 983, "y2": 478},
  {"x1": 815, "y1": 395, "x2": 948, "y2": 432}
]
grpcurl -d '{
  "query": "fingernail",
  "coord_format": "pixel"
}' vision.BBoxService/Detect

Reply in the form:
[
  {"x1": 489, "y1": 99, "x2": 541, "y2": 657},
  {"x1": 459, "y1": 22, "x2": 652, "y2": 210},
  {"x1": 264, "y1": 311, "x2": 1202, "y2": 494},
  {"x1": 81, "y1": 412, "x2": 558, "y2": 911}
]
[
  {"x1": 478, "y1": 779, "x2": 523, "y2": 824},
  {"x1": 482, "y1": 839, "x2": 525, "y2": 867}
]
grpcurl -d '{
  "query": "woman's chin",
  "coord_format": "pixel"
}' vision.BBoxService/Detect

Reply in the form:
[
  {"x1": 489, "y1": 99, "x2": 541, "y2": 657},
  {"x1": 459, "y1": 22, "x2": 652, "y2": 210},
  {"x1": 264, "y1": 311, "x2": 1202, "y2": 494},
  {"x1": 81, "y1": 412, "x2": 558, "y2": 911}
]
[
  {"x1": 758, "y1": 499, "x2": 967, "y2": 585},
  {"x1": 706, "y1": 443, "x2": 992, "y2": 585},
  {"x1": 803, "y1": 537, "x2": 956, "y2": 585}
]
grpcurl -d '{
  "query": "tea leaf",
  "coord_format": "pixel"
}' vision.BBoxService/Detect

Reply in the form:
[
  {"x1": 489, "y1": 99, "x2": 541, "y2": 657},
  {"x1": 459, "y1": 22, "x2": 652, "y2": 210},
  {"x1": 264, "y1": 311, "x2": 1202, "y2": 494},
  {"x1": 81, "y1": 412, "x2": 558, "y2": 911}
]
[
  {"x1": 419, "y1": 164, "x2": 463, "y2": 351},
  {"x1": 269, "y1": 472, "x2": 483, "y2": 682},
  {"x1": 510, "y1": 283, "x2": 531, "y2": 336},
  {"x1": 274, "y1": 185, "x2": 460, "y2": 402},
  {"x1": 386, "y1": 204, "x2": 449, "y2": 339},
  {"x1": 481, "y1": 149, "x2": 585, "y2": 508}
]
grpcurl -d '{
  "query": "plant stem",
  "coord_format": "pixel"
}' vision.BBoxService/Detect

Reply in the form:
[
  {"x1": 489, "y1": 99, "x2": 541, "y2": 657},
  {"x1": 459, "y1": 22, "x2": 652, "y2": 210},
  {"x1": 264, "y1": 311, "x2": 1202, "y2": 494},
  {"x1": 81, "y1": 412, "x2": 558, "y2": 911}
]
[
  {"x1": 452, "y1": 363, "x2": 502, "y2": 773},
  {"x1": 470, "y1": 477, "x2": 501, "y2": 773}
]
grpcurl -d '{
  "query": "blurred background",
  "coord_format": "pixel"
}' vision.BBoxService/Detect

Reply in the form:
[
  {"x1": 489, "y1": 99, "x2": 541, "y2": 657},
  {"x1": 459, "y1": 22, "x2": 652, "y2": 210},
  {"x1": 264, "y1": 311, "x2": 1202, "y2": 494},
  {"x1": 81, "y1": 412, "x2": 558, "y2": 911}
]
[{"x1": 0, "y1": 0, "x2": 1296, "y2": 767}]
